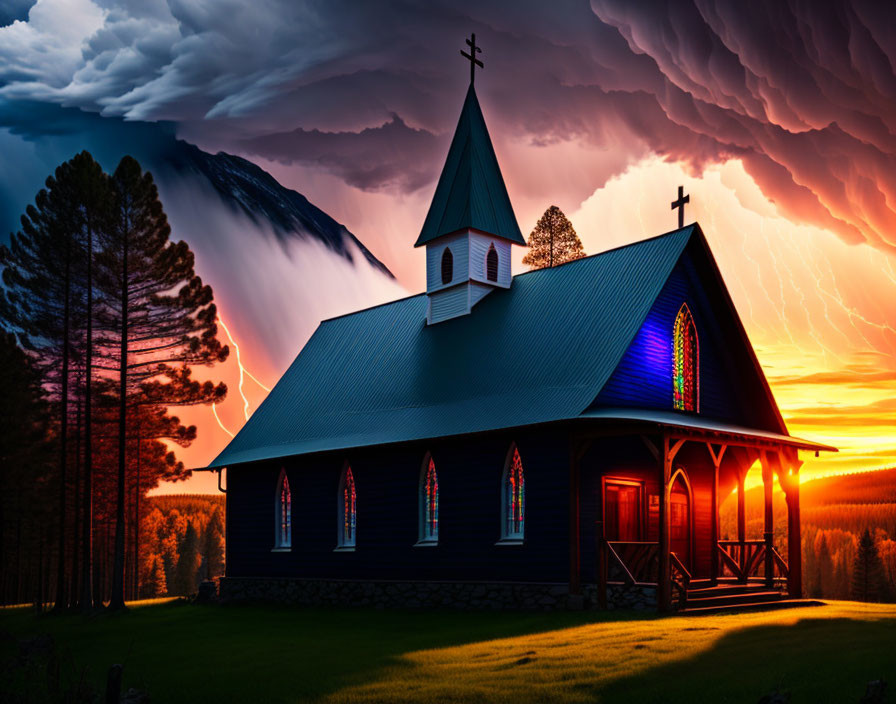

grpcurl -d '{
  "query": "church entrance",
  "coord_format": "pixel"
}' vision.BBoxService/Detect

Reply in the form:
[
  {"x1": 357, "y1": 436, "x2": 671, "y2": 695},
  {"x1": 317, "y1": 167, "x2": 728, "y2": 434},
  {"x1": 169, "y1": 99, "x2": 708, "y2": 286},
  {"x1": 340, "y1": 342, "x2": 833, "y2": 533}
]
[{"x1": 670, "y1": 471, "x2": 692, "y2": 569}]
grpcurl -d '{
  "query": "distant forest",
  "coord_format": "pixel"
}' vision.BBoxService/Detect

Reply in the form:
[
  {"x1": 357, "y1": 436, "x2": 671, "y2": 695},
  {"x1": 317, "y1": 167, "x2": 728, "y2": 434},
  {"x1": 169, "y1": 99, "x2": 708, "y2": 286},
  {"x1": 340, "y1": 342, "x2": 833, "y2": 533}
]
[
  {"x1": 139, "y1": 495, "x2": 224, "y2": 597},
  {"x1": 720, "y1": 468, "x2": 896, "y2": 601}
]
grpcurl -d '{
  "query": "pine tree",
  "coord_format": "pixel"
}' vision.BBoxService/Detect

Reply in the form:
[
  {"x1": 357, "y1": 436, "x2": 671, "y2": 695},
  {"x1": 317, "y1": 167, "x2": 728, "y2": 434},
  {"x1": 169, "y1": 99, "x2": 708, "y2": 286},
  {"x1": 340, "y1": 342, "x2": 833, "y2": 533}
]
[
  {"x1": 173, "y1": 522, "x2": 201, "y2": 595},
  {"x1": 521, "y1": 205, "x2": 586, "y2": 270},
  {"x1": 816, "y1": 533, "x2": 833, "y2": 598},
  {"x1": 97, "y1": 156, "x2": 228, "y2": 610},
  {"x1": 852, "y1": 528, "x2": 885, "y2": 602},
  {"x1": 145, "y1": 553, "x2": 167, "y2": 597},
  {"x1": 202, "y1": 508, "x2": 225, "y2": 580}
]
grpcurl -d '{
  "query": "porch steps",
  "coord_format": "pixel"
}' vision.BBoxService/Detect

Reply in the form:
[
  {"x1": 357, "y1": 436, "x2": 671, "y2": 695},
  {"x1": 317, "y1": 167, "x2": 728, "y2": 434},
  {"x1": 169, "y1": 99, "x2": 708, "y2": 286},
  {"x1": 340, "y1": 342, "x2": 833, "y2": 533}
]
[{"x1": 682, "y1": 582, "x2": 825, "y2": 615}]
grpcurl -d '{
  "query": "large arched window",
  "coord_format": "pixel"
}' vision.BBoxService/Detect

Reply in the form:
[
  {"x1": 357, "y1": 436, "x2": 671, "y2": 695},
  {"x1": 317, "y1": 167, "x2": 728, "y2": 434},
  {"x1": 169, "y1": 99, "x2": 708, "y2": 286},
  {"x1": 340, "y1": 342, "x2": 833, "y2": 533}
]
[
  {"x1": 673, "y1": 303, "x2": 699, "y2": 412},
  {"x1": 486, "y1": 244, "x2": 498, "y2": 282},
  {"x1": 501, "y1": 445, "x2": 525, "y2": 542},
  {"x1": 441, "y1": 247, "x2": 453, "y2": 284},
  {"x1": 337, "y1": 464, "x2": 357, "y2": 549},
  {"x1": 275, "y1": 469, "x2": 291, "y2": 549},
  {"x1": 418, "y1": 454, "x2": 439, "y2": 544}
]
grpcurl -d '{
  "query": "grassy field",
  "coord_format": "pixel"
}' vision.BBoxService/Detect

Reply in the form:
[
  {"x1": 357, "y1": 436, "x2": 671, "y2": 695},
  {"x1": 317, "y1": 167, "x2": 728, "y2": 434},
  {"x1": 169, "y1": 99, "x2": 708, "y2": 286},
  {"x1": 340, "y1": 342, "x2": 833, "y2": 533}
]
[{"x1": 2, "y1": 600, "x2": 895, "y2": 703}]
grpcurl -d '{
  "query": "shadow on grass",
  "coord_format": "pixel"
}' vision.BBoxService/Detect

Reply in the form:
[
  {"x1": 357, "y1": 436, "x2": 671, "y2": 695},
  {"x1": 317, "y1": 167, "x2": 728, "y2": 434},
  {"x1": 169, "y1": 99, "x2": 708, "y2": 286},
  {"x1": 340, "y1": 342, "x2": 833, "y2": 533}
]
[
  {"x1": 0, "y1": 600, "x2": 654, "y2": 703},
  {"x1": 596, "y1": 615, "x2": 896, "y2": 704}
]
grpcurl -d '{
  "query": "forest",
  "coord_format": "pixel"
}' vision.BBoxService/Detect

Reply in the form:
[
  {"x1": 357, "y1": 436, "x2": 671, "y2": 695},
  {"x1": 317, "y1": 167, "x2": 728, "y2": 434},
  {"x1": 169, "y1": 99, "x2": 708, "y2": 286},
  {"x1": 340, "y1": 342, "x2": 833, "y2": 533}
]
[
  {"x1": 720, "y1": 468, "x2": 896, "y2": 601},
  {"x1": 0, "y1": 152, "x2": 229, "y2": 609}
]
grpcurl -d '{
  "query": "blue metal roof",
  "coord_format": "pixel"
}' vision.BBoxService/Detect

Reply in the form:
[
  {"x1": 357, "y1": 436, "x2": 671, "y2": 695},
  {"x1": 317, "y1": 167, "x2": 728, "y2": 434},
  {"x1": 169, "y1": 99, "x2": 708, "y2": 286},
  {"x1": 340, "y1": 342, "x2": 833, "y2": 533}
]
[
  {"x1": 414, "y1": 84, "x2": 525, "y2": 247},
  {"x1": 209, "y1": 227, "x2": 704, "y2": 468}
]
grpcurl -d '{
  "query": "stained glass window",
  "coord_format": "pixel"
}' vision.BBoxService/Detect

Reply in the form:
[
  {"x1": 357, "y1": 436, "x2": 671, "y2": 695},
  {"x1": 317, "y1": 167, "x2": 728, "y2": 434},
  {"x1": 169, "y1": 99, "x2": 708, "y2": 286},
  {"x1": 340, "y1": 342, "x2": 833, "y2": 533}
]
[
  {"x1": 503, "y1": 446, "x2": 525, "y2": 540},
  {"x1": 276, "y1": 470, "x2": 291, "y2": 548},
  {"x1": 420, "y1": 456, "x2": 439, "y2": 542},
  {"x1": 673, "y1": 303, "x2": 699, "y2": 412},
  {"x1": 486, "y1": 244, "x2": 498, "y2": 282},
  {"x1": 339, "y1": 466, "x2": 357, "y2": 547}
]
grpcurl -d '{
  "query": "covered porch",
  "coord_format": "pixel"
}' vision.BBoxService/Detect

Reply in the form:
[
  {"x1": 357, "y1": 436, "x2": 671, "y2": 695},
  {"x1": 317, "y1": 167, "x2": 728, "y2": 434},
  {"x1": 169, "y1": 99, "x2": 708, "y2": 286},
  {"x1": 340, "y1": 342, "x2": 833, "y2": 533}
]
[{"x1": 567, "y1": 410, "x2": 836, "y2": 612}]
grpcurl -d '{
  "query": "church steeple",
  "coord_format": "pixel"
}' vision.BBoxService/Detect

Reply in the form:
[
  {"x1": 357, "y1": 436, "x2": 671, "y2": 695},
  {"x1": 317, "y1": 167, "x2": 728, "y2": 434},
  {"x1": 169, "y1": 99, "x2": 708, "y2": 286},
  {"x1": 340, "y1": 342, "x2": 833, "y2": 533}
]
[
  {"x1": 414, "y1": 83, "x2": 524, "y2": 247},
  {"x1": 418, "y1": 35, "x2": 525, "y2": 325}
]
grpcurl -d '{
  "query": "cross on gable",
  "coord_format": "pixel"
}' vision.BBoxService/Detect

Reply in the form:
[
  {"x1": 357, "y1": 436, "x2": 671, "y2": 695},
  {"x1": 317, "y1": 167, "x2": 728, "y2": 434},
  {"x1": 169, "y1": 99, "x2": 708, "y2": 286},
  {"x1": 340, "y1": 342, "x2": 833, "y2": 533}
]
[
  {"x1": 671, "y1": 185, "x2": 690, "y2": 228},
  {"x1": 461, "y1": 33, "x2": 483, "y2": 84}
]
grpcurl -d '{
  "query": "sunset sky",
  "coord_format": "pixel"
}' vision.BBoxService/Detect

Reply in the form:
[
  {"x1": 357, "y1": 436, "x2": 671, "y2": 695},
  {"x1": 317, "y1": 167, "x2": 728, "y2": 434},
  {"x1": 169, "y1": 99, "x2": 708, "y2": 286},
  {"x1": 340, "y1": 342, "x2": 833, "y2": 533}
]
[{"x1": 1, "y1": 1, "x2": 894, "y2": 493}]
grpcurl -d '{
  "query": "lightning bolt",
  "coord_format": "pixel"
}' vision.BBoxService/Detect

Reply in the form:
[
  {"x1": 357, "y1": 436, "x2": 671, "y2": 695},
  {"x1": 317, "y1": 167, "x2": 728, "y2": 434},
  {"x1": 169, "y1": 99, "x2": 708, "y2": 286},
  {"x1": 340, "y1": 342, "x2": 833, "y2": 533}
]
[
  {"x1": 217, "y1": 313, "x2": 270, "y2": 421},
  {"x1": 759, "y1": 223, "x2": 798, "y2": 347},
  {"x1": 212, "y1": 403, "x2": 235, "y2": 438}
]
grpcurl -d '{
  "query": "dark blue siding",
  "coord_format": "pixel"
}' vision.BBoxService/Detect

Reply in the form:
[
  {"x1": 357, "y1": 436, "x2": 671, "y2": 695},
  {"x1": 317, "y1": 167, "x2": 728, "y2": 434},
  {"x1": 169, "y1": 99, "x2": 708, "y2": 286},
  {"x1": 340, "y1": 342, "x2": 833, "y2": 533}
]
[
  {"x1": 595, "y1": 244, "x2": 778, "y2": 430},
  {"x1": 226, "y1": 429, "x2": 571, "y2": 583}
]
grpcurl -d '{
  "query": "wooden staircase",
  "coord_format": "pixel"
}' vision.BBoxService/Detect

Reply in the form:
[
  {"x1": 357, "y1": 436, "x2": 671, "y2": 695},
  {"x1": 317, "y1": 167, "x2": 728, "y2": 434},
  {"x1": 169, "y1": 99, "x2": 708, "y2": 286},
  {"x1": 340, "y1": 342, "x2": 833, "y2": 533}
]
[{"x1": 681, "y1": 580, "x2": 824, "y2": 615}]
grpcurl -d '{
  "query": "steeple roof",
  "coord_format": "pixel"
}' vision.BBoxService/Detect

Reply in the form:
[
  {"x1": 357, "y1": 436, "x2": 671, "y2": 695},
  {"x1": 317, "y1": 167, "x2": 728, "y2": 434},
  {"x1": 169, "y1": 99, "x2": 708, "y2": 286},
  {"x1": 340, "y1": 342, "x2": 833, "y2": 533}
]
[{"x1": 414, "y1": 84, "x2": 525, "y2": 247}]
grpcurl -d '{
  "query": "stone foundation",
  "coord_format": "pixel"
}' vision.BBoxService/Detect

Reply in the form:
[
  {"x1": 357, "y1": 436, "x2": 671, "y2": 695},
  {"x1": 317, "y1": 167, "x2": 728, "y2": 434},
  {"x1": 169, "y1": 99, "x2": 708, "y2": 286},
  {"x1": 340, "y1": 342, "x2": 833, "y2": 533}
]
[{"x1": 218, "y1": 577, "x2": 660, "y2": 611}]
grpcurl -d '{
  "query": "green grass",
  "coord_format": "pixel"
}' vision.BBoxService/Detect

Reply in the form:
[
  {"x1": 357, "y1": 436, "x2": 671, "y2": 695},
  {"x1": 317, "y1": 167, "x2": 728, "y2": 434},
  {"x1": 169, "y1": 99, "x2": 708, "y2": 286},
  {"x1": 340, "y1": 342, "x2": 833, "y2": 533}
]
[{"x1": 2, "y1": 600, "x2": 894, "y2": 703}]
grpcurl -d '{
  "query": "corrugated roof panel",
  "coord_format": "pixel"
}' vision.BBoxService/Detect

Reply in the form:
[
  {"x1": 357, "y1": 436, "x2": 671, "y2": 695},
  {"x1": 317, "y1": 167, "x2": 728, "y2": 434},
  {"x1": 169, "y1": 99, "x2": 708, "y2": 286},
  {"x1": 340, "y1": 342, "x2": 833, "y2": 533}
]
[
  {"x1": 415, "y1": 84, "x2": 525, "y2": 246},
  {"x1": 209, "y1": 227, "x2": 697, "y2": 468}
]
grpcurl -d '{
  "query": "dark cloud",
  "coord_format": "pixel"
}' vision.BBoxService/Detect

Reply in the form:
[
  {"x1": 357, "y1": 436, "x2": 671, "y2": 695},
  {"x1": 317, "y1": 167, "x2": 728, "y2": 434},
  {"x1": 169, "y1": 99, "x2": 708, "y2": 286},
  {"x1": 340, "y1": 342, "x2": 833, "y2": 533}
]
[
  {"x1": 3, "y1": 0, "x2": 896, "y2": 252},
  {"x1": 238, "y1": 113, "x2": 446, "y2": 192}
]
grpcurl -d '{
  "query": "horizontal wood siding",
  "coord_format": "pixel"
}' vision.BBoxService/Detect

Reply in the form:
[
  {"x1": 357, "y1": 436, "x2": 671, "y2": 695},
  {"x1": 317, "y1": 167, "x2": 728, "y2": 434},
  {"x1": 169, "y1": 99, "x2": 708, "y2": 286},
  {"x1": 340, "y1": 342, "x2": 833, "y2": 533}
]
[
  {"x1": 468, "y1": 233, "x2": 511, "y2": 287},
  {"x1": 429, "y1": 285, "x2": 470, "y2": 323},
  {"x1": 595, "y1": 246, "x2": 770, "y2": 428},
  {"x1": 470, "y1": 282, "x2": 493, "y2": 306},
  {"x1": 426, "y1": 233, "x2": 469, "y2": 292},
  {"x1": 226, "y1": 429, "x2": 571, "y2": 583}
]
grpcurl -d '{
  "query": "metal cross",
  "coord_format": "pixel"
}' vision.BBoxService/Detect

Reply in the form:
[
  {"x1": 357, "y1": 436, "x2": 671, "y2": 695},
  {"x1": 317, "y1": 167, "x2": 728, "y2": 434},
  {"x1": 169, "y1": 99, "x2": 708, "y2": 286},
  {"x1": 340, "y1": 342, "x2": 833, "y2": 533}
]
[
  {"x1": 460, "y1": 33, "x2": 483, "y2": 84},
  {"x1": 671, "y1": 185, "x2": 690, "y2": 228}
]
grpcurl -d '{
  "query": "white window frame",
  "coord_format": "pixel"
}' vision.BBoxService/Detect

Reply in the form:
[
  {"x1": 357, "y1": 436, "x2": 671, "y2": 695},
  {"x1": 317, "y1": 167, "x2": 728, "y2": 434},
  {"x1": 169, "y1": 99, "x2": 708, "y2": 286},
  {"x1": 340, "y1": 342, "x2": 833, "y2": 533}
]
[{"x1": 497, "y1": 443, "x2": 525, "y2": 545}]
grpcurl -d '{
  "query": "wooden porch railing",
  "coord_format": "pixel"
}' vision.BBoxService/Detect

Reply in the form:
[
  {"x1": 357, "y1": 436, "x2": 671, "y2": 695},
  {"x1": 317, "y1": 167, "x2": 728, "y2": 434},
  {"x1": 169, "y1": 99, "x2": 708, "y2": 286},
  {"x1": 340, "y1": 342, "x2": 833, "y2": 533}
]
[
  {"x1": 600, "y1": 540, "x2": 691, "y2": 609},
  {"x1": 717, "y1": 539, "x2": 789, "y2": 584},
  {"x1": 606, "y1": 541, "x2": 658, "y2": 584}
]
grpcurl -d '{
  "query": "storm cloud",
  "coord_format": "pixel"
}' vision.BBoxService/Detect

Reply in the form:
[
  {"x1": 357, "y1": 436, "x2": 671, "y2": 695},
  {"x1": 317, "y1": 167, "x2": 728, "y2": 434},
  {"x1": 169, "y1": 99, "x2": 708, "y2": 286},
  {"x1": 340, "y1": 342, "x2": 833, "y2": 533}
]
[{"x1": 3, "y1": 0, "x2": 896, "y2": 251}]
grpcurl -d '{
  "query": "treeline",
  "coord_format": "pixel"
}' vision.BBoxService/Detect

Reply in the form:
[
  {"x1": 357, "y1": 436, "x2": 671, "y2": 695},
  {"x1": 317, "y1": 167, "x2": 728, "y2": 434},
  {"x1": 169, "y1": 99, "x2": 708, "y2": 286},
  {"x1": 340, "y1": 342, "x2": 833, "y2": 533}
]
[
  {"x1": 719, "y1": 469, "x2": 896, "y2": 602},
  {"x1": 140, "y1": 495, "x2": 225, "y2": 597},
  {"x1": 0, "y1": 152, "x2": 229, "y2": 610}
]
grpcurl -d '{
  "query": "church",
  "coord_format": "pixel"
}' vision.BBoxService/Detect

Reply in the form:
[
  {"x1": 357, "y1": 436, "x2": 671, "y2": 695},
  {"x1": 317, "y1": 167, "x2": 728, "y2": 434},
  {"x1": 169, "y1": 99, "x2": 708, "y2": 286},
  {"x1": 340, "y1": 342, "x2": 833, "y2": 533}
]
[{"x1": 206, "y1": 37, "x2": 834, "y2": 612}]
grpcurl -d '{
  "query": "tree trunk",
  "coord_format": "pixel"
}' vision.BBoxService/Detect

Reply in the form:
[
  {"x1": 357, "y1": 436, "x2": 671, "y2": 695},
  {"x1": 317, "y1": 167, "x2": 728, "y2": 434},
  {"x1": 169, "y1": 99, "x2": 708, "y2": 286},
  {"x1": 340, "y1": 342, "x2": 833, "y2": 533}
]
[
  {"x1": 110, "y1": 225, "x2": 128, "y2": 610},
  {"x1": 53, "y1": 245, "x2": 71, "y2": 611},
  {"x1": 70, "y1": 395, "x2": 82, "y2": 608},
  {"x1": 81, "y1": 220, "x2": 94, "y2": 614},
  {"x1": 133, "y1": 432, "x2": 141, "y2": 600}
]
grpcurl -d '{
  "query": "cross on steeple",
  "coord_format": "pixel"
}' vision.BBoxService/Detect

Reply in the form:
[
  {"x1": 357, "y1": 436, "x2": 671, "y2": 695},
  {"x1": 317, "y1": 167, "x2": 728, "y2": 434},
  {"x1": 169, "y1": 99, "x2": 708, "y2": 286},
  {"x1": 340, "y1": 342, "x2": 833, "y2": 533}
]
[
  {"x1": 460, "y1": 33, "x2": 483, "y2": 84},
  {"x1": 671, "y1": 185, "x2": 690, "y2": 228}
]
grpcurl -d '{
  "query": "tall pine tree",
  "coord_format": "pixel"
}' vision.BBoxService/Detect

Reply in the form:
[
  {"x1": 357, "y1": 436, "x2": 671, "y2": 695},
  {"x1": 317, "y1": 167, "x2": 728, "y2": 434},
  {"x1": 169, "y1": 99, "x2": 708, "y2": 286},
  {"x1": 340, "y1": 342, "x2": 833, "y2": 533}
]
[
  {"x1": 97, "y1": 156, "x2": 228, "y2": 610},
  {"x1": 852, "y1": 528, "x2": 885, "y2": 602},
  {"x1": 521, "y1": 205, "x2": 586, "y2": 270}
]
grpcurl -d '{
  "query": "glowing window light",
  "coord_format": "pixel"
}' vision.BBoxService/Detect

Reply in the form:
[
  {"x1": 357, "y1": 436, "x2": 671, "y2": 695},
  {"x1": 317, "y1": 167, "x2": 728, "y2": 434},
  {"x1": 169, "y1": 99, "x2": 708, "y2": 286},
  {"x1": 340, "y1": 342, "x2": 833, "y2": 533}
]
[
  {"x1": 340, "y1": 466, "x2": 357, "y2": 547},
  {"x1": 673, "y1": 303, "x2": 699, "y2": 412},
  {"x1": 504, "y1": 447, "x2": 525, "y2": 539},
  {"x1": 421, "y1": 457, "x2": 439, "y2": 542},
  {"x1": 276, "y1": 471, "x2": 291, "y2": 548}
]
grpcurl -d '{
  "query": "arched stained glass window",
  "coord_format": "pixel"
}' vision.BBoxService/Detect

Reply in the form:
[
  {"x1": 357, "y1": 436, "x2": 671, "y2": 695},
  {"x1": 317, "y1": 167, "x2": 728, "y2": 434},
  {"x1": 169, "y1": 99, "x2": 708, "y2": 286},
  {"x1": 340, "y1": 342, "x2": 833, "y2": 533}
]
[
  {"x1": 501, "y1": 445, "x2": 525, "y2": 541},
  {"x1": 419, "y1": 455, "x2": 439, "y2": 543},
  {"x1": 673, "y1": 303, "x2": 699, "y2": 412},
  {"x1": 275, "y1": 470, "x2": 291, "y2": 549},
  {"x1": 441, "y1": 247, "x2": 453, "y2": 284},
  {"x1": 338, "y1": 465, "x2": 357, "y2": 548},
  {"x1": 486, "y1": 244, "x2": 498, "y2": 282}
]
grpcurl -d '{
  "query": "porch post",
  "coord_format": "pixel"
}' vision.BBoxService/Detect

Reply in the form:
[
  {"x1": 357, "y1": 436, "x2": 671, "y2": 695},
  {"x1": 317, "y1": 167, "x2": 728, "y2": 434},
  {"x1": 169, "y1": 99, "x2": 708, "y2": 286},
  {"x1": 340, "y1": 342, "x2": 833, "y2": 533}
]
[
  {"x1": 736, "y1": 462, "x2": 747, "y2": 583},
  {"x1": 706, "y1": 443, "x2": 726, "y2": 586},
  {"x1": 760, "y1": 451, "x2": 775, "y2": 588},
  {"x1": 783, "y1": 453, "x2": 803, "y2": 597},
  {"x1": 658, "y1": 434, "x2": 672, "y2": 612}
]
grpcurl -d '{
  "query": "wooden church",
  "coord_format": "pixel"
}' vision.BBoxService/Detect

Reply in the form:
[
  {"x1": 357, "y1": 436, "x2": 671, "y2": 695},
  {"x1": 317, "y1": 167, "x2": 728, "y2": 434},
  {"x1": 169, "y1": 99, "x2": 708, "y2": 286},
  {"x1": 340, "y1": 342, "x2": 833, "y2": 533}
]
[{"x1": 207, "y1": 37, "x2": 834, "y2": 612}]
